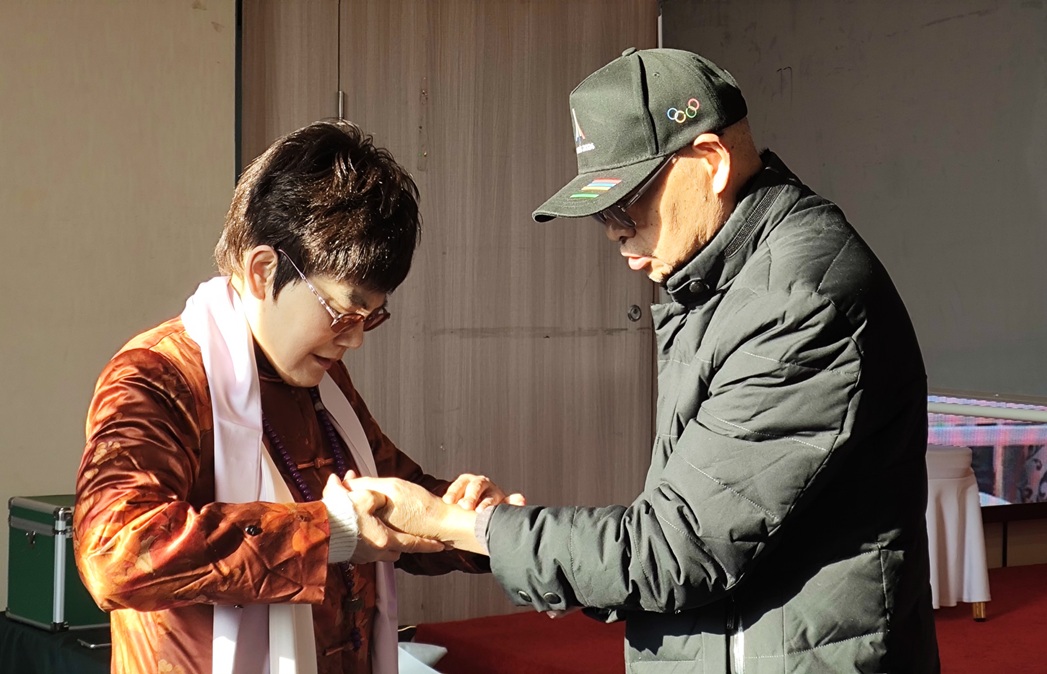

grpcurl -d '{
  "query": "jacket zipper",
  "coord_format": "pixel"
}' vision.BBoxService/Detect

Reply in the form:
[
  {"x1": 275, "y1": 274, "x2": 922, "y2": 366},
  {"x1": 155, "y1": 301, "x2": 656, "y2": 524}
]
[{"x1": 726, "y1": 596, "x2": 744, "y2": 674}]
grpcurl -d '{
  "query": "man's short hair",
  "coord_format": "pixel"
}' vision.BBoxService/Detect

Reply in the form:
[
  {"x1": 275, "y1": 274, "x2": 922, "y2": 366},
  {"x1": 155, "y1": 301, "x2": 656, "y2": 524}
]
[{"x1": 215, "y1": 119, "x2": 421, "y2": 296}]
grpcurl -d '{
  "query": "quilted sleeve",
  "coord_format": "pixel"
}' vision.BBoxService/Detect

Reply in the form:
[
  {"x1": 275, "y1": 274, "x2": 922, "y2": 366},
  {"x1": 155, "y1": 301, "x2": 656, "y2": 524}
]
[{"x1": 487, "y1": 290, "x2": 862, "y2": 613}]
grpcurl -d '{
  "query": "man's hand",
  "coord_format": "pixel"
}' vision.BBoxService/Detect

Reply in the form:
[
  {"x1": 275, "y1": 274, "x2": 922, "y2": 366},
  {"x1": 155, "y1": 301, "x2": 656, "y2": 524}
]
[
  {"x1": 441, "y1": 473, "x2": 526, "y2": 510},
  {"x1": 322, "y1": 475, "x2": 444, "y2": 564},
  {"x1": 343, "y1": 473, "x2": 487, "y2": 555}
]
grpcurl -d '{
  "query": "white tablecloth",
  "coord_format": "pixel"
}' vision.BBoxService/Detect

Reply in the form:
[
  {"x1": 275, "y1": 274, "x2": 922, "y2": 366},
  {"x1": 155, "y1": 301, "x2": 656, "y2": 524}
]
[
  {"x1": 398, "y1": 643, "x2": 447, "y2": 673},
  {"x1": 925, "y1": 444, "x2": 991, "y2": 608}
]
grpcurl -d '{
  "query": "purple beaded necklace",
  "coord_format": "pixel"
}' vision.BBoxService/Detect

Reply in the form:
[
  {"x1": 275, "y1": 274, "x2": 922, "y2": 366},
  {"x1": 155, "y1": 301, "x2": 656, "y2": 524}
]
[{"x1": 262, "y1": 386, "x2": 363, "y2": 653}]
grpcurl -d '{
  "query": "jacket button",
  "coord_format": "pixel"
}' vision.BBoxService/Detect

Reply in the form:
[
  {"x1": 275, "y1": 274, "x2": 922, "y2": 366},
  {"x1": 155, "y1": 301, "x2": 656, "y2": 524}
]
[
  {"x1": 688, "y1": 280, "x2": 707, "y2": 294},
  {"x1": 542, "y1": 592, "x2": 562, "y2": 604},
  {"x1": 245, "y1": 525, "x2": 262, "y2": 536},
  {"x1": 517, "y1": 590, "x2": 532, "y2": 603}
]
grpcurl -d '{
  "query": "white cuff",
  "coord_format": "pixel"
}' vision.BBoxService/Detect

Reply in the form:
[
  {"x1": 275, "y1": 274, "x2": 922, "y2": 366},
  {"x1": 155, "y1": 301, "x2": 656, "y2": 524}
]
[{"x1": 323, "y1": 488, "x2": 360, "y2": 564}]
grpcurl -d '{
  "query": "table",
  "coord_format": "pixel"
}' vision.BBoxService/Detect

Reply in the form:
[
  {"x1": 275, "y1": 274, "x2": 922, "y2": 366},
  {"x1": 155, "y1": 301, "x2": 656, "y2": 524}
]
[
  {"x1": 0, "y1": 612, "x2": 109, "y2": 674},
  {"x1": 414, "y1": 610, "x2": 625, "y2": 674}
]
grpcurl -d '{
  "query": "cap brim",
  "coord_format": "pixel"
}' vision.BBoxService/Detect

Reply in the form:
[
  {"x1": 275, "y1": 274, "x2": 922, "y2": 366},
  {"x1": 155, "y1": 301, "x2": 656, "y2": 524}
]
[{"x1": 531, "y1": 155, "x2": 667, "y2": 222}]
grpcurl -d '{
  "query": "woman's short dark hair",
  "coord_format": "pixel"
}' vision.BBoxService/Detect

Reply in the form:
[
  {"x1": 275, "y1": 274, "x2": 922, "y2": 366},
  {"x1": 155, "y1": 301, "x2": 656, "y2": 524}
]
[{"x1": 215, "y1": 119, "x2": 420, "y2": 296}]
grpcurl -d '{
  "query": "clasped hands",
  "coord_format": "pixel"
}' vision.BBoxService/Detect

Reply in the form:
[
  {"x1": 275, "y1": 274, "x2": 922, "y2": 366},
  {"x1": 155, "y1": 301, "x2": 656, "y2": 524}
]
[{"x1": 324, "y1": 471, "x2": 525, "y2": 563}]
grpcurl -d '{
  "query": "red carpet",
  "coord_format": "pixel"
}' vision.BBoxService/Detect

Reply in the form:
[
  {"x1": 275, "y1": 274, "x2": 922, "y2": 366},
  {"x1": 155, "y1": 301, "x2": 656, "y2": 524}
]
[
  {"x1": 935, "y1": 563, "x2": 1047, "y2": 673},
  {"x1": 415, "y1": 563, "x2": 1047, "y2": 674}
]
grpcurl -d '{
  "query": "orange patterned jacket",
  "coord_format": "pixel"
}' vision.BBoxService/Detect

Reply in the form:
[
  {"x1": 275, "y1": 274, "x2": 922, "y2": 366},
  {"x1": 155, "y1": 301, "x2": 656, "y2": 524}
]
[{"x1": 74, "y1": 317, "x2": 487, "y2": 674}]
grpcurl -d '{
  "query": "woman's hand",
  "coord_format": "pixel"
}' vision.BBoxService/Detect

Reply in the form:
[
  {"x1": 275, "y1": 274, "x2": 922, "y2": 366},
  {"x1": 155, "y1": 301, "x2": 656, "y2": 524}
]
[
  {"x1": 343, "y1": 472, "x2": 487, "y2": 555},
  {"x1": 322, "y1": 474, "x2": 445, "y2": 564}
]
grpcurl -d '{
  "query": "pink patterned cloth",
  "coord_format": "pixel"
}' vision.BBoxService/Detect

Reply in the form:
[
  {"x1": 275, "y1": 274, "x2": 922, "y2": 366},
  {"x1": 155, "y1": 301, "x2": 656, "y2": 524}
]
[{"x1": 928, "y1": 396, "x2": 1047, "y2": 505}]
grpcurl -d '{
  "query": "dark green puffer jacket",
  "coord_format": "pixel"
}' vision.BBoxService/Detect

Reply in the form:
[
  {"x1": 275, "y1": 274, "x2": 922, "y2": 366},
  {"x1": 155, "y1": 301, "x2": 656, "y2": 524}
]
[{"x1": 488, "y1": 152, "x2": 940, "y2": 673}]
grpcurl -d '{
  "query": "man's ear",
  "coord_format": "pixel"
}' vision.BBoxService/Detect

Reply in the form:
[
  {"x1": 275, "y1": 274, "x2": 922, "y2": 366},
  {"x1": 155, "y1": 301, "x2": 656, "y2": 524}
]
[
  {"x1": 242, "y1": 245, "x2": 278, "y2": 300},
  {"x1": 691, "y1": 133, "x2": 732, "y2": 195}
]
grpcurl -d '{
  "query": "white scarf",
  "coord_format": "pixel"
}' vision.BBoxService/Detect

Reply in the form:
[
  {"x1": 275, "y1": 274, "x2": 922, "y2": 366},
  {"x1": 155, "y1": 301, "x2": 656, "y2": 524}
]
[{"x1": 181, "y1": 276, "x2": 399, "y2": 674}]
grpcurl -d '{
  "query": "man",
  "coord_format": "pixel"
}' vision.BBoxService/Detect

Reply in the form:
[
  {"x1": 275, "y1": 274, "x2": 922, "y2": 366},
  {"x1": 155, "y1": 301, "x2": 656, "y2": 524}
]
[
  {"x1": 360, "y1": 48, "x2": 940, "y2": 672},
  {"x1": 74, "y1": 119, "x2": 522, "y2": 674}
]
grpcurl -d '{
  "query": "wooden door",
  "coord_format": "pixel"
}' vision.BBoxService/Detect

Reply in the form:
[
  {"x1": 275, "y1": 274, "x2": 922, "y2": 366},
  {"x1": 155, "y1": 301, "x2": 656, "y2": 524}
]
[
  {"x1": 240, "y1": 0, "x2": 340, "y2": 167},
  {"x1": 241, "y1": 0, "x2": 658, "y2": 623},
  {"x1": 338, "y1": 1, "x2": 658, "y2": 623}
]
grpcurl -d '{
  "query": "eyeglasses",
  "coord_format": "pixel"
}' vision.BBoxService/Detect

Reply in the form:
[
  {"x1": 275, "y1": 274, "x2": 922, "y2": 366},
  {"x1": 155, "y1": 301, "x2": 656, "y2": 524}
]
[
  {"x1": 591, "y1": 154, "x2": 676, "y2": 230},
  {"x1": 277, "y1": 250, "x2": 390, "y2": 333}
]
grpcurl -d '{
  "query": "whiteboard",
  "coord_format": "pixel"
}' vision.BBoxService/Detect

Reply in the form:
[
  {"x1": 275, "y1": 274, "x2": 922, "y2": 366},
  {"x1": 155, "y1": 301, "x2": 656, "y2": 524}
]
[{"x1": 664, "y1": 0, "x2": 1047, "y2": 397}]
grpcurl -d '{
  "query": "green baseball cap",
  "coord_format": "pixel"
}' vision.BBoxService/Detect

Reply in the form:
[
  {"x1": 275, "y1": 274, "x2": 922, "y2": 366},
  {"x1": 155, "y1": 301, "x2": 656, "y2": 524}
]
[{"x1": 532, "y1": 47, "x2": 747, "y2": 223}]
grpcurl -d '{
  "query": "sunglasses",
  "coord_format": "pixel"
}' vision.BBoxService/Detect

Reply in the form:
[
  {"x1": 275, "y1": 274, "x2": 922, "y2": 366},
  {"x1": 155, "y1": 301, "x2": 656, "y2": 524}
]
[
  {"x1": 591, "y1": 154, "x2": 677, "y2": 230},
  {"x1": 278, "y1": 250, "x2": 390, "y2": 333}
]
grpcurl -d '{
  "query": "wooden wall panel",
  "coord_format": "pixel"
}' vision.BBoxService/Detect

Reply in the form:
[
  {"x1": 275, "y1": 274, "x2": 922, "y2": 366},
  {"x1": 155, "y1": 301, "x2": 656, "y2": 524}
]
[
  {"x1": 337, "y1": 1, "x2": 659, "y2": 623},
  {"x1": 240, "y1": 0, "x2": 339, "y2": 167}
]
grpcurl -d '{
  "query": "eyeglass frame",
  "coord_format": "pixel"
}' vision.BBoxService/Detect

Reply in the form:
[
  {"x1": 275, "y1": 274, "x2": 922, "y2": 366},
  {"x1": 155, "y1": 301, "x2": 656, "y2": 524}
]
[
  {"x1": 277, "y1": 249, "x2": 390, "y2": 333},
  {"x1": 591, "y1": 153, "x2": 677, "y2": 230}
]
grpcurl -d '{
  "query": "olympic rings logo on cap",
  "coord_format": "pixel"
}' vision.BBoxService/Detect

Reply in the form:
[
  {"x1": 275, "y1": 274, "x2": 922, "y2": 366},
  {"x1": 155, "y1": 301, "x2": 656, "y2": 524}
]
[{"x1": 666, "y1": 98, "x2": 701, "y2": 124}]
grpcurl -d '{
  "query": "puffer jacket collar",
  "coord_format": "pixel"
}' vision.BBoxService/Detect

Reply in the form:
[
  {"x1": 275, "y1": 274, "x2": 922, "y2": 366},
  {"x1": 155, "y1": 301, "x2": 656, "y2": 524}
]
[{"x1": 664, "y1": 150, "x2": 803, "y2": 306}]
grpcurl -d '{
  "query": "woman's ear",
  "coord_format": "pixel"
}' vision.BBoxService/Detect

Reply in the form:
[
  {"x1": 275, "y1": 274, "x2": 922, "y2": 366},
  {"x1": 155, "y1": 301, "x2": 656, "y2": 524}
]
[
  {"x1": 691, "y1": 133, "x2": 732, "y2": 195},
  {"x1": 241, "y1": 246, "x2": 278, "y2": 300}
]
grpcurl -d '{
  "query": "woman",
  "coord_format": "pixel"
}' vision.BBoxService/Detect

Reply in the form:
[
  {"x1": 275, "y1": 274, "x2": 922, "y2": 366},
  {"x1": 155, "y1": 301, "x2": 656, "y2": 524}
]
[{"x1": 74, "y1": 120, "x2": 521, "y2": 674}]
